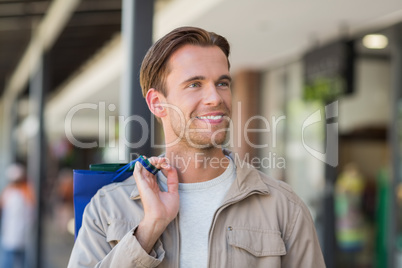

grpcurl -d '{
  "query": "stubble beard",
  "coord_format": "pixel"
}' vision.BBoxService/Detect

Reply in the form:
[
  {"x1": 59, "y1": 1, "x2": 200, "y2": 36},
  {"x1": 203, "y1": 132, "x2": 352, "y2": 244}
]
[{"x1": 170, "y1": 117, "x2": 230, "y2": 150}]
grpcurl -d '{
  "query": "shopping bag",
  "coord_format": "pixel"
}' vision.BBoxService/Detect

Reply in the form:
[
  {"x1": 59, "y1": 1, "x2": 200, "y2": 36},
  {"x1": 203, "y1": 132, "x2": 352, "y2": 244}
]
[{"x1": 73, "y1": 156, "x2": 159, "y2": 238}]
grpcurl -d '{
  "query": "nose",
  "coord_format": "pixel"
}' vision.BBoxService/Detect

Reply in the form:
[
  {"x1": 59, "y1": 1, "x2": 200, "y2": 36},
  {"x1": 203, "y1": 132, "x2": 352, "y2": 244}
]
[{"x1": 203, "y1": 83, "x2": 223, "y2": 106}]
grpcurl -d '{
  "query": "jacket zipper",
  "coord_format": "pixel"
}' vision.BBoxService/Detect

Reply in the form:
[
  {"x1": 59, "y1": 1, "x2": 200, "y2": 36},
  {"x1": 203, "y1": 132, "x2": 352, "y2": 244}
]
[
  {"x1": 174, "y1": 213, "x2": 180, "y2": 268},
  {"x1": 206, "y1": 189, "x2": 268, "y2": 267}
]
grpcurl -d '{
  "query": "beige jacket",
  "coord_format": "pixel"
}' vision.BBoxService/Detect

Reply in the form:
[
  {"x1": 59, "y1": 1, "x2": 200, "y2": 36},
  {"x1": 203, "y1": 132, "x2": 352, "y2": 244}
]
[{"x1": 68, "y1": 153, "x2": 326, "y2": 267}]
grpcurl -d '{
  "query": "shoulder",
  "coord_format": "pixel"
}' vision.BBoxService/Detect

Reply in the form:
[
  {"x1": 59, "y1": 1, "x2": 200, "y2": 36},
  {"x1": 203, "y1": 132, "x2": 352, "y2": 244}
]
[
  {"x1": 258, "y1": 170, "x2": 302, "y2": 205},
  {"x1": 256, "y1": 169, "x2": 315, "y2": 226},
  {"x1": 227, "y1": 150, "x2": 305, "y2": 208},
  {"x1": 236, "y1": 160, "x2": 312, "y2": 217},
  {"x1": 229, "y1": 162, "x2": 317, "y2": 242}
]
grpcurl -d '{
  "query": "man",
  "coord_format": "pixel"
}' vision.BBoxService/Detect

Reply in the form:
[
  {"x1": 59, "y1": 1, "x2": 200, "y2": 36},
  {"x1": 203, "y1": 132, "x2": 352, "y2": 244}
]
[{"x1": 68, "y1": 26, "x2": 325, "y2": 267}]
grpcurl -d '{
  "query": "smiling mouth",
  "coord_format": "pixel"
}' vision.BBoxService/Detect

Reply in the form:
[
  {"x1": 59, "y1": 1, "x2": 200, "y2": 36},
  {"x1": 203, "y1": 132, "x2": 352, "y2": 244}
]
[{"x1": 196, "y1": 115, "x2": 223, "y2": 120}]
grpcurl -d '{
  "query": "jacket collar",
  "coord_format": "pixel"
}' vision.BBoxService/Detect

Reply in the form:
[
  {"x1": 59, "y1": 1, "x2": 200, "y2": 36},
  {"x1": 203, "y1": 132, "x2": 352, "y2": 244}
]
[
  {"x1": 130, "y1": 149, "x2": 271, "y2": 200},
  {"x1": 222, "y1": 149, "x2": 271, "y2": 203}
]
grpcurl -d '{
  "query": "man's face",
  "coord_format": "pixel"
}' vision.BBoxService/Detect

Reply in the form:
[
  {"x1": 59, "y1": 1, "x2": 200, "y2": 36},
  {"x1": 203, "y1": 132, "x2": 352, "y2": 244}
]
[{"x1": 162, "y1": 44, "x2": 232, "y2": 149}]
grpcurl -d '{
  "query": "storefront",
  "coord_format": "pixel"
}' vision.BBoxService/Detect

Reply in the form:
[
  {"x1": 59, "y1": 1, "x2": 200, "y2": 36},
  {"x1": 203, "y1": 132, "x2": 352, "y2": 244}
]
[{"x1": 258, "y1": 22, "x2": 402, "y2": 268}]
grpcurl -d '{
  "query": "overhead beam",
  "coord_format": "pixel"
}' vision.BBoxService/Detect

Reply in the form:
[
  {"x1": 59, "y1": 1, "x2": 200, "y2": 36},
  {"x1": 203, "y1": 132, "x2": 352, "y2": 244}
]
[
  {"x1": 45, "y1": 35, "x2": 122, "y2": 131},
  {"x1": 2, "y1": 0, "x2": 80, "y2": 101},
  {"x1": 0, "y1": 9, "x2": 121, "y2": 20},
  {"x1": 0, "y1": 0, "x2": 49, "y2": 4}
]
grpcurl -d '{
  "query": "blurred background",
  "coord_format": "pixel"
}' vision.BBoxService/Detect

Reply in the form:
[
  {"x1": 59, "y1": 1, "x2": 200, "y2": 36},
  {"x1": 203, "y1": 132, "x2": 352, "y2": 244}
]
[{"x1": 0, "y1": 0, "x2": 402, "y2": 267}]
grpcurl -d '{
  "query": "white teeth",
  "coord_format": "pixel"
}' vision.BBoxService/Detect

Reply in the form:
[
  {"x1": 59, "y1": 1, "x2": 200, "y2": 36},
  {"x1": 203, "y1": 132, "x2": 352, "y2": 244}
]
[{"x1": 198, "y1": 115, "x2": 222, "y2": 120}]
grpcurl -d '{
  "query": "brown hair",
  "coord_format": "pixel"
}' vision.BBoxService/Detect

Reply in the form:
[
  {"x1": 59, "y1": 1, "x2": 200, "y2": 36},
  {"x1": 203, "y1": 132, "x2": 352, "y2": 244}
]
[{"x1": 140, "y1": 26, "x2": 230, "y2": 97}]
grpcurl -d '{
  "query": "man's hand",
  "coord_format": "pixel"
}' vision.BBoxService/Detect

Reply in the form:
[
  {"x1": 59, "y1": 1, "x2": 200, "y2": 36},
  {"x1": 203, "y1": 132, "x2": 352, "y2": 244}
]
[{"x1": 133, "y1": 157, "x2": 179, "y2": 253}]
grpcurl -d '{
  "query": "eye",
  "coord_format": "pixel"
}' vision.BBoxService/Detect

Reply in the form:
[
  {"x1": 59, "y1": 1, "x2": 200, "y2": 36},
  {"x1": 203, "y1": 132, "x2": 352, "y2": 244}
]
[
  {"x1": 217, "y1": 81, "x2": 230, "y2": 87},
  {"x1": 188, "y1": 82, "x2": 201, "y2": 88}
]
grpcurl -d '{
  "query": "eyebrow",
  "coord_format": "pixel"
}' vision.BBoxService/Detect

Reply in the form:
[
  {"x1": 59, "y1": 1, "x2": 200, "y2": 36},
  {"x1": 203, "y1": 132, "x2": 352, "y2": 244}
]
[
  {"x1": 219, "y1": 75, "x2": 232, "y2": 83},
  {"x1": 181, "y1": 74, "x2": 232, "y2": 85}
]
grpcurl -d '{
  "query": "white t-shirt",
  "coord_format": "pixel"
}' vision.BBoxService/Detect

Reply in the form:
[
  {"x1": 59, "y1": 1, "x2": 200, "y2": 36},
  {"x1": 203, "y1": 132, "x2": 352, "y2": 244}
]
[{"x1": 157, "y1": 157, "x2": 236, "y2": 268}]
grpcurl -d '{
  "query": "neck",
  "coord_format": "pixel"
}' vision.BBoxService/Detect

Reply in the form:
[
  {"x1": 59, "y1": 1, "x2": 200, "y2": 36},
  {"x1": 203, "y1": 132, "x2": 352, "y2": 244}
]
[{"x1": 164, "y1": 146, "x2": 229, "y2": 183}]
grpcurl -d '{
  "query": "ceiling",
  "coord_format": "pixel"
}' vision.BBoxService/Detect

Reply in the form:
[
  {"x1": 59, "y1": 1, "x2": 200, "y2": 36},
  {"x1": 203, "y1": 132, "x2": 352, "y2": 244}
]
[
  {"x1": 0, "y1": 0, "x2": 122, "y2": 97},
  {"x1": 181, "y1": 0, "x2": 402, "y2": 70}
]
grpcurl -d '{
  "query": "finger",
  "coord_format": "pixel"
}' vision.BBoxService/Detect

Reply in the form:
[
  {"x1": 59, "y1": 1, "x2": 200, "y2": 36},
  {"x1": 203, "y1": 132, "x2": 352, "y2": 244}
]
[
  {"x1": 133, "y1": 161, "x2": 144, "y2": 183},
  {"x1": 138, "y1": 158, "x2": 160, "y2": 178},
  {"x1": 164, "y1": 164, "x2": 179, "y2": 195},
  {"x1": 133, "y1": 162, "x2": 146, "y2": 193},
  {"x1": 134, "y1": 161, "x2": 153, "y2": 184},
  {"x1": 147, "y1": 156, "x2": 166, "y2": 169}
]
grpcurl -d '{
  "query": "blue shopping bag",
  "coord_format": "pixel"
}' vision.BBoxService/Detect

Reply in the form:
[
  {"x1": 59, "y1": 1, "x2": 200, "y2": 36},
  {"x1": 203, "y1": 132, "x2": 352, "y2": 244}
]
[
  {"x1": 73, "y1": 167, "x2": 132, "y2": 238},
  {"x1": 73, "y1": 156, "x2": 160, "y2": 238}
]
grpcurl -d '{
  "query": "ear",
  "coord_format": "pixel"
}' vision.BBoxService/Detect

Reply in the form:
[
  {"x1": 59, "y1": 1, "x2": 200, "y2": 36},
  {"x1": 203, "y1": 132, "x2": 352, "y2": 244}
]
[{"x1": 146, "y1": 88, "x2": 167, "y2": 118}]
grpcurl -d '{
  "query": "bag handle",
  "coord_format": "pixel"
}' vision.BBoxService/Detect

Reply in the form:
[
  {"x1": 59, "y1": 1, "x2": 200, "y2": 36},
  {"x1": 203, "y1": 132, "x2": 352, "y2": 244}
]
[{"x1": 111, "y1": 156, "x2": 159, "y2": 182}]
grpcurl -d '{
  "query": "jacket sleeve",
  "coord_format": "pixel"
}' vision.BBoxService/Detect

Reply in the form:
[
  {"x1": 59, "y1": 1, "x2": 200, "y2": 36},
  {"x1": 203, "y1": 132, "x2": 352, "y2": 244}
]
[
  {"x1": 67, "y1": 195, "x2": 165, "y2": 268},
  {"x1": 281, "y1": 202, "x2": 326, "y2": 268}
]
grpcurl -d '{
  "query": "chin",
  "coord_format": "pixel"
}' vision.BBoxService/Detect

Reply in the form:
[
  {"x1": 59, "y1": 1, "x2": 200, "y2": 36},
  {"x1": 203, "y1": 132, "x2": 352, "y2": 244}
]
[{"x1": 188, "y1": 133, "x2": 228, "y2": 149}]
